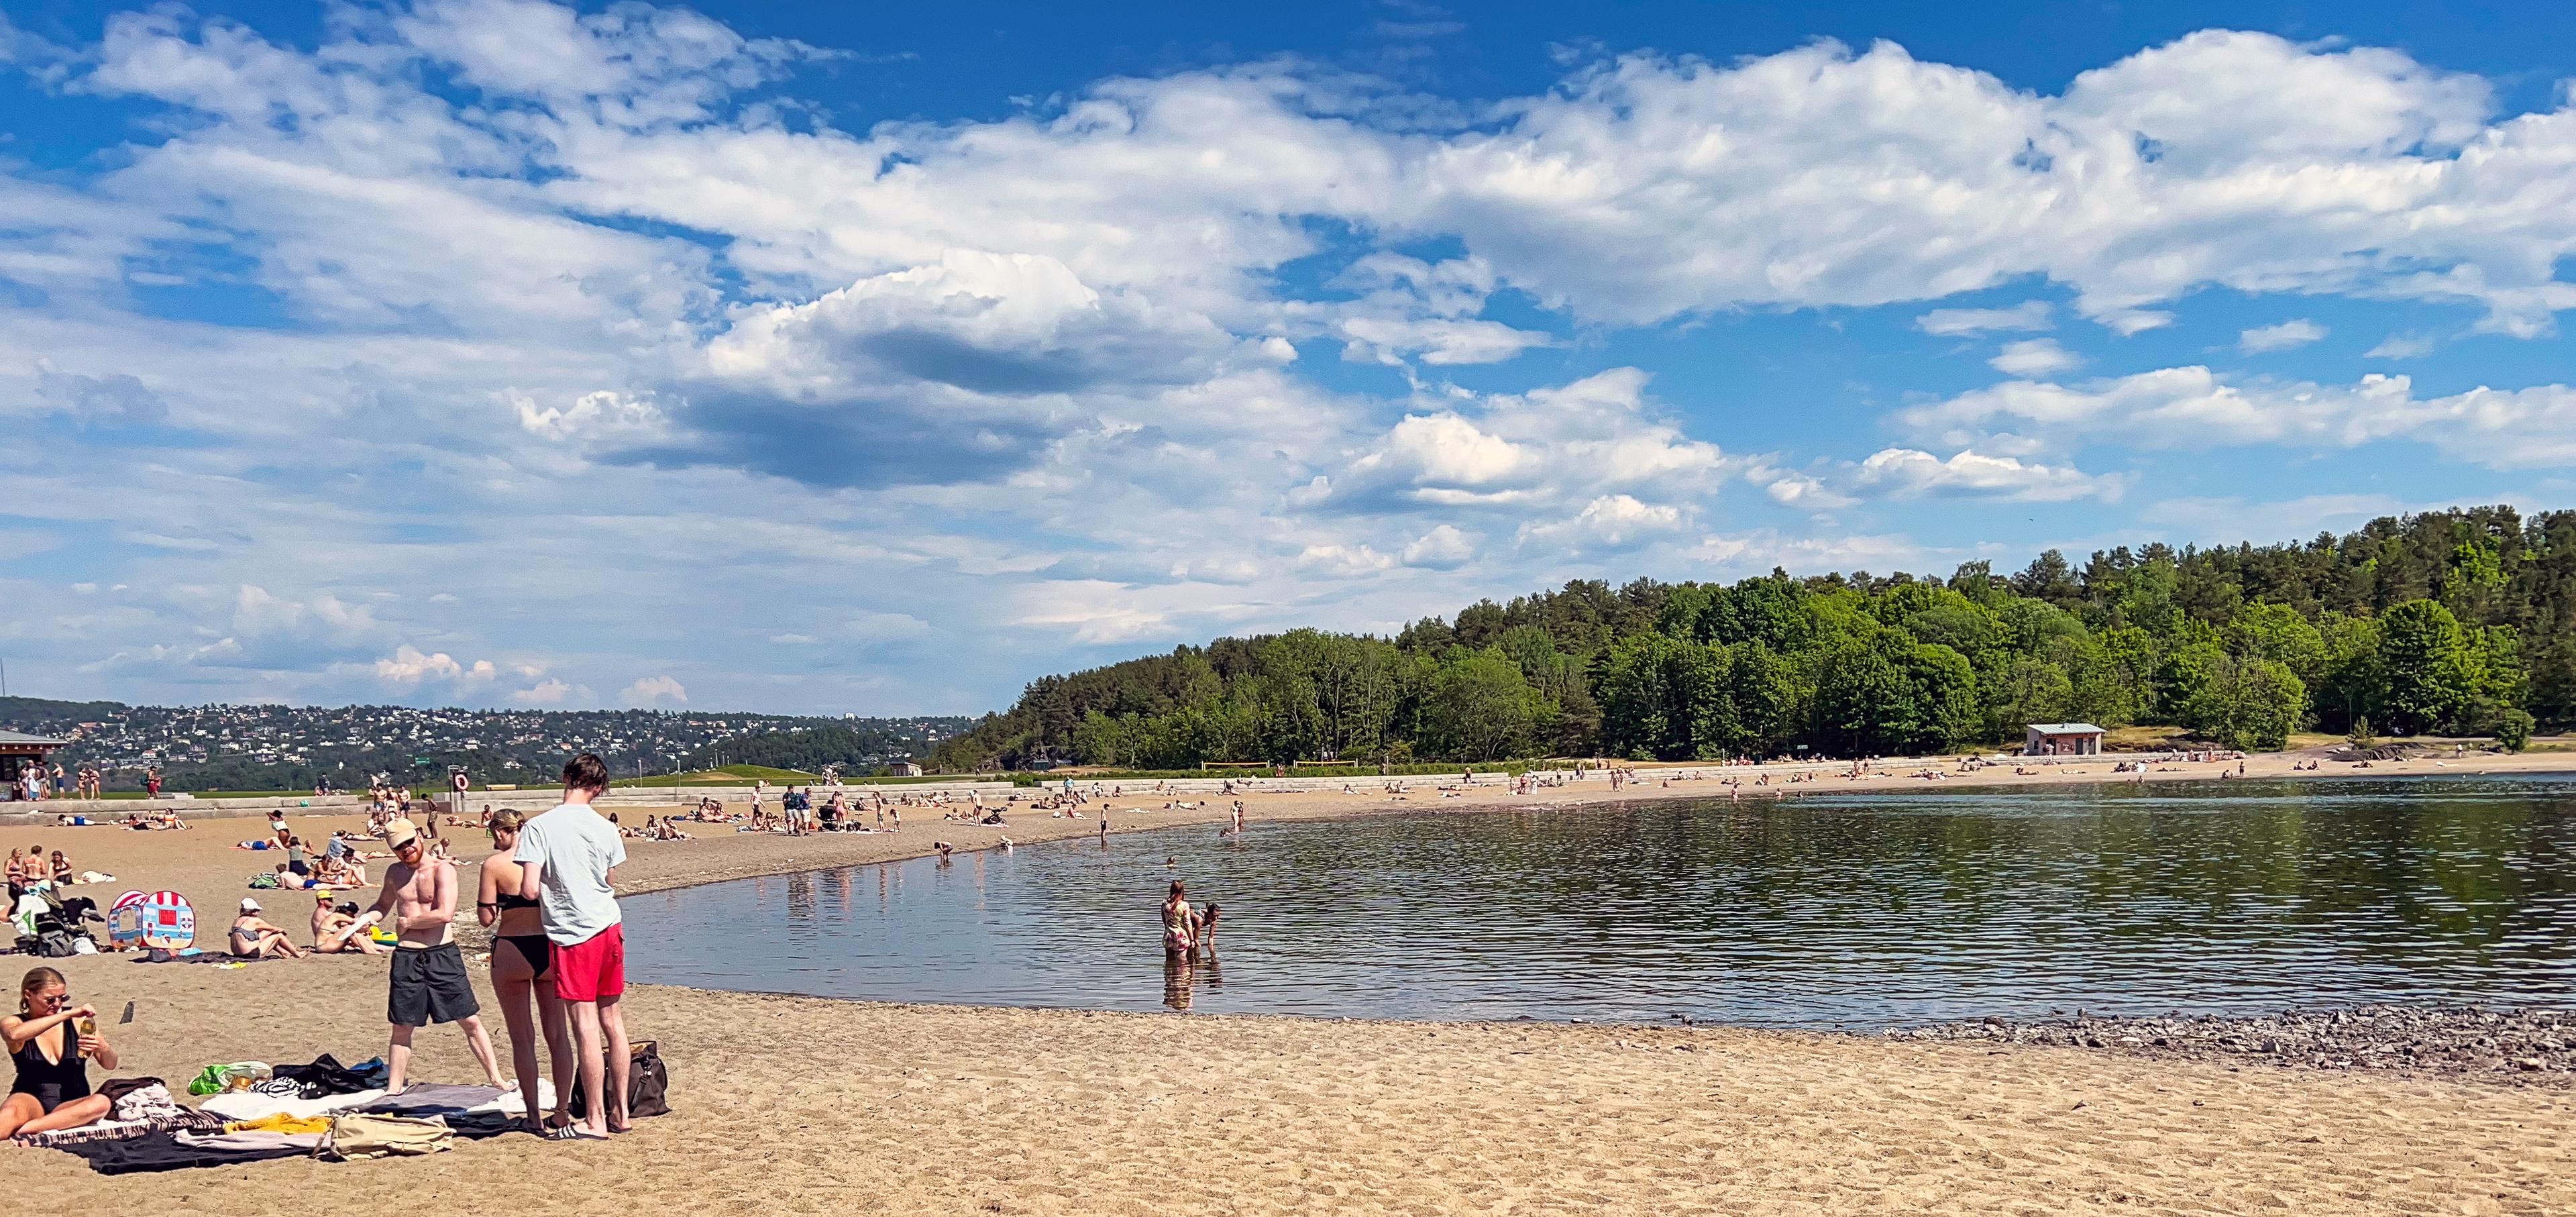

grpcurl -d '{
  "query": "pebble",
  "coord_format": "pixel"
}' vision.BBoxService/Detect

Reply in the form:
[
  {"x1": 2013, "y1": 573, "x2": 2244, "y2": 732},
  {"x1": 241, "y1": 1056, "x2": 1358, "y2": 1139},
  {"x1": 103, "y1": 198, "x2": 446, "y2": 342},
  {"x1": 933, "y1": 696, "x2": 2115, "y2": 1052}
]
[{"x1": 1885, "y1": 1005, "x2": 2574, "y2": 1086}]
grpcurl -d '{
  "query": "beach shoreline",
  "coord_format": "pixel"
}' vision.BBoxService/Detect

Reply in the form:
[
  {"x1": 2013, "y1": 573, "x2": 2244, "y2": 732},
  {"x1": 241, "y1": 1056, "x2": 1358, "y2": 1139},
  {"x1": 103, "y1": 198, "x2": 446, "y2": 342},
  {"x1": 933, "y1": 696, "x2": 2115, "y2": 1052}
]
[{"x1": 9, "y1": 749, "x2": 2575, "y2": 1213}]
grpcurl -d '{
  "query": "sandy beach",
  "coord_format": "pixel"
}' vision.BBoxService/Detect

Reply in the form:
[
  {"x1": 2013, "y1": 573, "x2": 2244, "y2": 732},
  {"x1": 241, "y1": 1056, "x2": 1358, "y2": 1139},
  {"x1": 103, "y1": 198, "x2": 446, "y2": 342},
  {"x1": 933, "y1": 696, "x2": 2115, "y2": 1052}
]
[{"x1": 9, "y1": 750, "x2": 2575, "y2": 1214}]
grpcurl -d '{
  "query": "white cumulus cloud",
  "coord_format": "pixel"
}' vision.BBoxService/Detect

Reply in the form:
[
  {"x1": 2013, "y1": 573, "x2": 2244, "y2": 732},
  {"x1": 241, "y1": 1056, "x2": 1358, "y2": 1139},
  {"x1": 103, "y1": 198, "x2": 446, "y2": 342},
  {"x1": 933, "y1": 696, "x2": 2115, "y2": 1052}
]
[
  {"x1": 2239, "y1": 319, "x2": 2327, "y2": 353},
  {"x1": 621, "y1": 674, "x2": 688, "y2": 705}
]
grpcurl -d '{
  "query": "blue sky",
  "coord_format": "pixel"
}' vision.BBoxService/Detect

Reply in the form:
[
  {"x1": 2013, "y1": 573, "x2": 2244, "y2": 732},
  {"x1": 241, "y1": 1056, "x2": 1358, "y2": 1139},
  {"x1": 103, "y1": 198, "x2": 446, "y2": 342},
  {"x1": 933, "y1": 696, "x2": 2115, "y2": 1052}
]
[{"x1": 3, "y1": 1, "x2": 2575, "y2": 714}]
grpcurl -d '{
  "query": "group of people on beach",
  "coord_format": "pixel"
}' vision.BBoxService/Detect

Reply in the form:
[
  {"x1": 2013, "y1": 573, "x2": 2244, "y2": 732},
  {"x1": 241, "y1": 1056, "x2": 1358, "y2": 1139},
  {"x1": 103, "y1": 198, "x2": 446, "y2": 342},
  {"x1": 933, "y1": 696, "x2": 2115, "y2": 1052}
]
[
  {"x1": 5, "y1": 764, "x2": 106, "y2": 802},
  {"x1": 3, "y1": 847, "x2": 72, "y2": 891},
  {"x1": 5, "y1": 753, "x2": 643, "y2": 1144},
  {"x1": 349, "y1": 753, "x2": 639, "y2": 1138}
]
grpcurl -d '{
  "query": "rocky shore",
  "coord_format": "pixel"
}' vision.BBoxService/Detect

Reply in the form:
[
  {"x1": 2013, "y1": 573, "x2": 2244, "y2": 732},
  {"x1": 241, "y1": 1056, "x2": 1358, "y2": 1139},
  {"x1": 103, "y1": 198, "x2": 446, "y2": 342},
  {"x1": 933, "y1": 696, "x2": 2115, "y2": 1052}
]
[{"x1": 1889, "y1": 1006, "x2": 2575, "y2": 1083}]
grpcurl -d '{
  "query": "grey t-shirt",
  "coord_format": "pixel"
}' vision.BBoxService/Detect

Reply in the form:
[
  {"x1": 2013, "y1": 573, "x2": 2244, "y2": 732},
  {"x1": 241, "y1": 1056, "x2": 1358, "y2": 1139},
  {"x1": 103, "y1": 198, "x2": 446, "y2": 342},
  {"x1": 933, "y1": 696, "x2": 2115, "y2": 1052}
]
[{"x1": 513, "y1": 802, "x2": 627, "y2": 946}]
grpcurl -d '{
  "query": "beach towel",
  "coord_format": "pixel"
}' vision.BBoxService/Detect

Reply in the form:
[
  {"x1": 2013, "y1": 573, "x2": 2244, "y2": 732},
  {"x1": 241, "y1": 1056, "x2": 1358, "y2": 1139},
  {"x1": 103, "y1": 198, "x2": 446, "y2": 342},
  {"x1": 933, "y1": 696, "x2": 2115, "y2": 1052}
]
[
  {"x1": 356, "y1": 1082, "x2": 508, "y2": 1116},
  {"x1": 199, "y1": 1088, "x2": 386, "y2": 1122},
  {"x1": 10, "y1": 1110, "x2": 224, "y2": 1149},
  {"x1": 354, "y1": 1081, "x2": 552, "y2": 1138},
  {"x1": 50, "y1": 1128, "x2": 311, "y2": 1174},
  {"x1": 142, "y1": 949, "x2": 249, "y2": 965},
  {"x1": 177, "y1": 1127, "x2": 326, "y2": 1153}
]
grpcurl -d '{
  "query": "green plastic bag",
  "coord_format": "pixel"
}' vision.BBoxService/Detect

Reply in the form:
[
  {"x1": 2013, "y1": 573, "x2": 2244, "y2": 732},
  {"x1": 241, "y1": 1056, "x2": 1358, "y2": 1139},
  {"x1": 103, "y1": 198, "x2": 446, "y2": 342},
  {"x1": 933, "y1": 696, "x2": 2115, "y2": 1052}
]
[{"x1": 186, "y1": 1062, "x2": 270, "y2": 1096}]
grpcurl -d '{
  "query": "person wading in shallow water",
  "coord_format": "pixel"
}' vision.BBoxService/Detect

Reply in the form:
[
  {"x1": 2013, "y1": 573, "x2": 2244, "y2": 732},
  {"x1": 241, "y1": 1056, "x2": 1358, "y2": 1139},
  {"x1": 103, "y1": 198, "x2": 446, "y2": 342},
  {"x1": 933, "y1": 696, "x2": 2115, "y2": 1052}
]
[{"x1": 1162, "y1": 880, "x2": 1197, "y2": 957}]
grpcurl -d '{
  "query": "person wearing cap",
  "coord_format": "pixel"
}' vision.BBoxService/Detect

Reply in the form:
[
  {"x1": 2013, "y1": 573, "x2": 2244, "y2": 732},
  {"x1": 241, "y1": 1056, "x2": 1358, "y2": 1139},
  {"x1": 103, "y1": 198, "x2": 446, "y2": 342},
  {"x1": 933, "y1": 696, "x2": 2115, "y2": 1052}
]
[
  {"x1": 227, "y1": 898, "x2": 303, "y2": 959},
  {"x1": 311, "y1": 890, "x2": 384, "y2": 955},
  {"x1": 351, "y1": 818, "x2": 506, "y2": 1094}
]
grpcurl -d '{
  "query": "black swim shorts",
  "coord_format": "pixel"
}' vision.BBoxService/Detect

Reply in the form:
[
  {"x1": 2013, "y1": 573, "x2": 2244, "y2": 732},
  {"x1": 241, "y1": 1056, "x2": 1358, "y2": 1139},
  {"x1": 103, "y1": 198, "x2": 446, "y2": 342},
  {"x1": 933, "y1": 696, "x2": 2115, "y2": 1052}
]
[{"x1": 387, "y1": 942, "x2": 480, "y2": 1027}]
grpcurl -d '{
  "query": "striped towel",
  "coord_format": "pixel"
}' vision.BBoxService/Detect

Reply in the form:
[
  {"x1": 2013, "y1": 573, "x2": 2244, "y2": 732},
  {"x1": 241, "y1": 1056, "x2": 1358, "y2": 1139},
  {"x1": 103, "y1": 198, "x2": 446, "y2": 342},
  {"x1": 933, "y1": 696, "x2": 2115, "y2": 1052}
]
[{"x1": 12, "y1": 1110, "x2": 224, "y2": 1149}]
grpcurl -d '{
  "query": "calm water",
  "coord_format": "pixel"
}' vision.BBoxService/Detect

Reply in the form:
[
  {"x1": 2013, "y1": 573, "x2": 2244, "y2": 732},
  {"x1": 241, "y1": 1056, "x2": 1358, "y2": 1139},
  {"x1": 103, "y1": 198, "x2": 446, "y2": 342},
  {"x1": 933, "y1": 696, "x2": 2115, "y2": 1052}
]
[{"x1": 623, "y1": 776, "x2": 2576, "y2": 1027}]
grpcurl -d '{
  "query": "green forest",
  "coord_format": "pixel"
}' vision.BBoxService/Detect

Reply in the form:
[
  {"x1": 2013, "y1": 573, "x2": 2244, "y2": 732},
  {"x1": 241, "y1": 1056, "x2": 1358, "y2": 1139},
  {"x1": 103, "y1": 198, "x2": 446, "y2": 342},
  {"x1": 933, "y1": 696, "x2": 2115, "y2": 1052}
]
[{"x1": 928, "y1": 507, "x2": 2576, "y2": 771}]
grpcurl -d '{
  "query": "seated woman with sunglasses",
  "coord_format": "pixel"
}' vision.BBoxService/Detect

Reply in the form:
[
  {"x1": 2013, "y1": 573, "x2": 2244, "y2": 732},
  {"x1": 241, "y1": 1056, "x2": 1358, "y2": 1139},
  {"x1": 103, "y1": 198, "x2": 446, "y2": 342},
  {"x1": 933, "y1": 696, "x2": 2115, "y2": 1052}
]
[{"x1": 1, "y1": 966, "x2": 119, "y2": 1138}]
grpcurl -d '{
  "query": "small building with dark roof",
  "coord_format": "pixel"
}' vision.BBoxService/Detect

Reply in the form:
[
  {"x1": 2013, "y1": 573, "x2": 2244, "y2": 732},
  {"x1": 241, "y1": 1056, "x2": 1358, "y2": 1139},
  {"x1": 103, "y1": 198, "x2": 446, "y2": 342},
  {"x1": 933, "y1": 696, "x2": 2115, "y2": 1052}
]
[
  {"x1": 2023, "y1": 723, "x2": 2106, "y2": 756},
  {"x1": 1, "y1": 729, "x2": 70, "y2": 796}
]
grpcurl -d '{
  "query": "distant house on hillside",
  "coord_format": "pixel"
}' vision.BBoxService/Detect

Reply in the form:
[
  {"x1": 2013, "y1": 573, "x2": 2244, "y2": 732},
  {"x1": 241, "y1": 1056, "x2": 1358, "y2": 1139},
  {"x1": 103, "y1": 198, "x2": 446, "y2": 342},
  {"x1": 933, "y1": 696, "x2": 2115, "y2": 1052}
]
[{"x1": 2024, "y1": 723, "x2": 2106, "y2": 756}]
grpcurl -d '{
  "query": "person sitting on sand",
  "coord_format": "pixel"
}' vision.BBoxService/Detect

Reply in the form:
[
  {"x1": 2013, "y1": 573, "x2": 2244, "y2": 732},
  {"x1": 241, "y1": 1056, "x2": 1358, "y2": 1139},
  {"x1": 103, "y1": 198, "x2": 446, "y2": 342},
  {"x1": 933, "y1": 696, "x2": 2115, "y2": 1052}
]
[
  {"x1": 312, "y1": 892, "x2": 386, "y2": 955},
  {"x1": 230, "y1": 898, "x2": 303, "y2": 958},
  {"x1": 1, "y1": 966, "x2": 122, "y2": 1139},
  {"x1": 318, "y1": 849, "x2": 366, "y2": 888}
]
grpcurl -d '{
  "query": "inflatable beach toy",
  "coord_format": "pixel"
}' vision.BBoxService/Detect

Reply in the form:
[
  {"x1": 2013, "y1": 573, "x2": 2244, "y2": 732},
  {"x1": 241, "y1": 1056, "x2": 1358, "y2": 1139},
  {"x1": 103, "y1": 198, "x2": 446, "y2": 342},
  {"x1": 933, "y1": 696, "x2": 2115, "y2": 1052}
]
[
  {"x1": 114, "y1": 890, "x2": 197, "y2": 951},
  {"x1": 107, "y1": 890, "x2": 148, "y2": 947}
]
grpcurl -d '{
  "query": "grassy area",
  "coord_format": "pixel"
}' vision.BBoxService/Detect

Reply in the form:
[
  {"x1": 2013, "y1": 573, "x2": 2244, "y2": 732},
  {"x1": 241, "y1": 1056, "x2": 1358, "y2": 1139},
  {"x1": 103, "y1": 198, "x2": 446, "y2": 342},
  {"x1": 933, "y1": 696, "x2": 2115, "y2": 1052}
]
[{"x1": 2102, "y1": 725, "x2": 2194, "y2": 751}]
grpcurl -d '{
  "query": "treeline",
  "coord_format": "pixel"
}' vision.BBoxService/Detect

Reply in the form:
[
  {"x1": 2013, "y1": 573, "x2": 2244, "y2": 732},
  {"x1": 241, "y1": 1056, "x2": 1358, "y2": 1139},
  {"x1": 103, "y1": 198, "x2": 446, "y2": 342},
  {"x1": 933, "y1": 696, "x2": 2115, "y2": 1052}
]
[{"x1": 928, "y1": 507, "x2": 2576, "y2": 770}]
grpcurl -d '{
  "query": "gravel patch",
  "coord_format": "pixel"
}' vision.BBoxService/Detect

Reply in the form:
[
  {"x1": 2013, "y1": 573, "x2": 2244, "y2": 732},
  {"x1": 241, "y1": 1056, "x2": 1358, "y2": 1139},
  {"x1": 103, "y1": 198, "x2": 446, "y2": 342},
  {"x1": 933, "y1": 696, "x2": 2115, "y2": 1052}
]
[{"x1": 1887, "y1": 1006, "x2": 2576, "y2": 1084}]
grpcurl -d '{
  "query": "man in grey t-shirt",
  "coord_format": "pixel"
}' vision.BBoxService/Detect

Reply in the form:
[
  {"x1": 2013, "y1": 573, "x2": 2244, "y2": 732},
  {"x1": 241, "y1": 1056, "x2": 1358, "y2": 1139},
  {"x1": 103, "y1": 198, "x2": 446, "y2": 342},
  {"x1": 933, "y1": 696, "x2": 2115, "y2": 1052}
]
[{"x1": 515, "y1": 753, "x2": 631, "y2": 1139}]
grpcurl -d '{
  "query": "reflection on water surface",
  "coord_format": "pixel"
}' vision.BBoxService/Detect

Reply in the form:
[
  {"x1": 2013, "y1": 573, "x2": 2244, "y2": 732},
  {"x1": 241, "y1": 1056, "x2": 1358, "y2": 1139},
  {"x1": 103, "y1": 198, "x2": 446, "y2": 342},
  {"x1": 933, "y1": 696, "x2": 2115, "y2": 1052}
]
[{"x1": 625, "y1": 776, "x2": 2576, "y2": 1026}]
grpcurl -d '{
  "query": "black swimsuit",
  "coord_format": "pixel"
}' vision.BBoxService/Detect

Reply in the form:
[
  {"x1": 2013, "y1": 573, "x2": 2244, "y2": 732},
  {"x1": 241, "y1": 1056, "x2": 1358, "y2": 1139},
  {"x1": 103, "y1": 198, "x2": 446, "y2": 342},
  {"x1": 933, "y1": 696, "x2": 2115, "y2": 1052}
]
[
  {"x1": 10, "y1": 1020, "x2": 88, "y2": 1114},
  {"x1": 494, "y1": 892, "x2": 553, "y2": 977}
]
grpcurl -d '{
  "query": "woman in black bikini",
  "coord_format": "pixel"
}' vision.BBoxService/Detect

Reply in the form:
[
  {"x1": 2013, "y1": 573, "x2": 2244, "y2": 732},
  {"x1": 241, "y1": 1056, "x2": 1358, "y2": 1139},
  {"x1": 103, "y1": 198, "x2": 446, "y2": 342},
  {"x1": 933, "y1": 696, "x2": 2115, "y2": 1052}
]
[
  {"x1": 1, "y1": 966, "x2": 119, "y2": 1139},
  {"x1": 478, "y1": 810, "x2": 574, "y2": 1134}
]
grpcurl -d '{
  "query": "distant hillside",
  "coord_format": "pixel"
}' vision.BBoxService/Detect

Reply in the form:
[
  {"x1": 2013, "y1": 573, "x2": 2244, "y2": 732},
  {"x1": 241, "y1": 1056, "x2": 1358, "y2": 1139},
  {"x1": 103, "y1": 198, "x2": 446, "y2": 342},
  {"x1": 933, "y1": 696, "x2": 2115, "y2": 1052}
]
[
  {"x1": 931, "y1": 506, "x2": 2575, "y2": 770},
  {"x1": 0, "y1": 698, "x2": 969, "y2": 793},
  {"x1": 674, "y1": 723, "x2": 936, "y2": 776}
]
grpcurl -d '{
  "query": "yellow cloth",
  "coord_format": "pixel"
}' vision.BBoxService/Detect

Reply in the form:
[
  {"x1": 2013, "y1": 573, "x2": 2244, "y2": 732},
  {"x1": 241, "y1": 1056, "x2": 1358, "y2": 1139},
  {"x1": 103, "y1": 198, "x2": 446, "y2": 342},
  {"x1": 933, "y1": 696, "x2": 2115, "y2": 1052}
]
[{"x1": 225, "y1": 1112, "x2": 335, "y2": 1135}]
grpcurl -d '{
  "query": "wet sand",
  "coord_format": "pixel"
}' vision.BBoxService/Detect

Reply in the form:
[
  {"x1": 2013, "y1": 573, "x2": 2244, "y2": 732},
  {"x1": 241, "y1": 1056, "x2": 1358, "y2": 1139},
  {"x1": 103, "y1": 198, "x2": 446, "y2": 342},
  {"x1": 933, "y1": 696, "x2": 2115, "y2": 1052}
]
[{"x1": 10, "y1": 750, "x2": 2576, "y2": 1214}]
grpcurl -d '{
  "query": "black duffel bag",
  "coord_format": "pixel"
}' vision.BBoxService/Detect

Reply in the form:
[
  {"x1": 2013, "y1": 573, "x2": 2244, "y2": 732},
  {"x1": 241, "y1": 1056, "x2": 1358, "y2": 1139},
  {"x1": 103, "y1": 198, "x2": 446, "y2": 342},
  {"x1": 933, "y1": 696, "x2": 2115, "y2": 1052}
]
[{"x1": 569, "y1": 1040, "x2": 669, "y2": 1120}]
